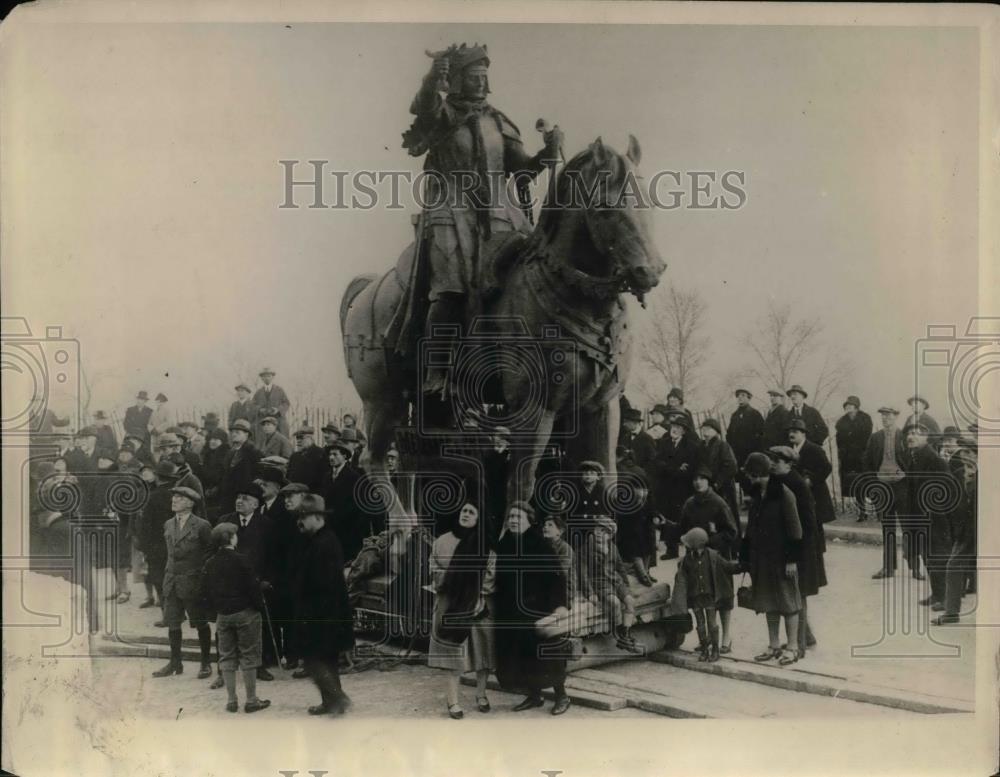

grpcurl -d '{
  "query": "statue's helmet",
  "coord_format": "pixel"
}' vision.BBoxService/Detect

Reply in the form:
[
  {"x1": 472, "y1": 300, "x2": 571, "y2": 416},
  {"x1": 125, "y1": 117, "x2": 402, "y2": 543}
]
[{"x1": 448, "y1": 43, "x2": 490, "y2": 95}]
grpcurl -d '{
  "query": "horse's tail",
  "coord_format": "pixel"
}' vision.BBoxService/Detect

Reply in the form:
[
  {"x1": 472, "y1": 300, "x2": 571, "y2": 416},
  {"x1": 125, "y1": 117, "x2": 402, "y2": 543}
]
[{"x1": 340, "y1": 274, "x2": 379, "y2": 333}]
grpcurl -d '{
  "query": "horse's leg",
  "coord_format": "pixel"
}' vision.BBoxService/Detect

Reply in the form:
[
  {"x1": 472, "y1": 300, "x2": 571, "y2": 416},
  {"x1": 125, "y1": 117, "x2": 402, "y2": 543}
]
[
  {"x1": 573, "y1": 399, "x2": 620, "y2": 479},
  {"x1": 506, "y1": 408, "x2": 557, "y2": 507}
]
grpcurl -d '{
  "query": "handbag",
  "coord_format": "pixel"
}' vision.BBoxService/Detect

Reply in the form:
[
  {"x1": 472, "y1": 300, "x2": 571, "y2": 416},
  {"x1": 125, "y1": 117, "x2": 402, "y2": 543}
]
[{"x1": 736, "y1": 573, "x2": 754, "y2": 610}]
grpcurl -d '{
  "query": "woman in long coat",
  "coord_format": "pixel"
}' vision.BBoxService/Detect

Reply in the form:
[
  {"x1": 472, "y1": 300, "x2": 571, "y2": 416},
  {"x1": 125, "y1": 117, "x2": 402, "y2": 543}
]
[
  {"x1": 494, "y1": 502, "x2": 572, "y2": 715},
  {"x1": 613, "y1": 463, "x2": 659, "y2": 585},
  {"x1": 740, "y1": 453, "x2": 803, "y2": 666},
  {"x1": 429, "y1": 501, "x2": 497, "y2": 719},
  {"x1": 698, "y1": 418, "x2": 741, "y2": 525}
]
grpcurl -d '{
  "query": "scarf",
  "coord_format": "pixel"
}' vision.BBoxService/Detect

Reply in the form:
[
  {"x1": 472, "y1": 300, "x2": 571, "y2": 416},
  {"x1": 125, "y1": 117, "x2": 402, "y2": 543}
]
[{"x1": 438, "y1": 521, "x2": 490, "y2": 617}]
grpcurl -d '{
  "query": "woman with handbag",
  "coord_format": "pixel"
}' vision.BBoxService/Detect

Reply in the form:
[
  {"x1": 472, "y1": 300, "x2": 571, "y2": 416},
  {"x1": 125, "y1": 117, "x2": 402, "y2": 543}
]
[
  {"x1": 740, "y1": 452, "x2": 804, "y2": 666},
  {"x1": 428, "y1": 501, "x2": 497, "y2": 719}
]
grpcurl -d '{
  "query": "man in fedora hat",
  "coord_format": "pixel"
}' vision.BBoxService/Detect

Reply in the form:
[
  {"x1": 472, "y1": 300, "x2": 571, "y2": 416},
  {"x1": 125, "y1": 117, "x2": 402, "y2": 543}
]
[
  {"x1": 786, "y1": 385, "x2": 828, "y2": 445},
  {"x1": 229, "y1": 384, "x2": 256, "y2": 434},
  {"x1": 124, "y1": 390, "x2": 153, "y2": 448},
  {"x1": 257, "y1": 415, "x2": 293, "y2": 459},
  {"x1": 92, "y1": 410, "x2": 118, "y2": 454},
  {"x1": 618, "y1": 407, "x2": 656, "y2": 470},
  {"x1": 220, "y1": 419, "x2": 261, "y2": 521},
  {"x1": 762, "y1": 389, "x2": 791, "y2": 448},
  {"x1": 654, "y1": 413, "x2": 701, "y2": 560},
  {"x1": 287, "y1": 425, "x2": 326, "y2": 492},
  {"x1": 902, "y1": 395, "x2": 940, "y2": 449},
  {"x1": 136, "y1": 459, "x2": 182, "y2": 616},
  {"x1": 252, "y1": 368, "x2": 291, "y2": 439},
  {"x1": 338, "y1": 427, "x2": 366, "y2": 472},
  {"x1": 202, "y1": 412, "x2": 222, "y2": 435},
  {"x1": 152, "y1": 485, "x2": 213, "y2": 679},
  {"x1": 863, "y1": 407, "x2": 912, "y2": 579},
  {"x1": 726, "y1": 388, "x2": 764, "y2": 492},
  {"x1": 293, "y1": 494, "x2": 354, "y2": 715},
  {"x1": 787, "y1": 418, "x2": 835, "y2": 527},
  {"x1": 835, "y1": 395, "x2": 873, "y2": 519},
  {"x1": 155, "y1": 433, "x2": 206, "y2": 516},
  {"x1": 322, "y1": 441, "x2": 365, "y2": 561}
]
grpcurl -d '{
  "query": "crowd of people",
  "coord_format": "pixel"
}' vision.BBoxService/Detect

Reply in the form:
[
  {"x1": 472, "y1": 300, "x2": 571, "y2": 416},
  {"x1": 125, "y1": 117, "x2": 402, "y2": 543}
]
[{"x1": 25, "y1": 374, "x2": 979, "y2": 717}]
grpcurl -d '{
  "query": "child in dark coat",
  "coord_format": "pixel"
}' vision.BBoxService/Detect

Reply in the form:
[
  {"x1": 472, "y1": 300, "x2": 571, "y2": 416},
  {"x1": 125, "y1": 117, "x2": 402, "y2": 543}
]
[{"x1": 672, "y1": 527, "x2": 741, "y2": 662}]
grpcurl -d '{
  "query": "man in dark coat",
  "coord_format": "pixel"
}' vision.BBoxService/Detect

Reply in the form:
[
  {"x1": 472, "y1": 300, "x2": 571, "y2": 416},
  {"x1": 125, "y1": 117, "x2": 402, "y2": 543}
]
[
  {"x1": 786, "y1": 385, "x2": 829, "y2": 445},
  {"x1": 863, "y1": 407, "x2": 911, "y2": 579},
  {"x1": 156, "y1": 433, "x2": 207, "y2": 518},
  {"x1": 252, "y1": 367, "x2": 291, "y2": 438},
  {"x1": 762, "y1": 389, "x2": 791, "y2": 449},
  {"x1": 726, "y1": 388, "x2": 764, "y2": 491},
  {"x1": 293, "y1": 494, "x2": 354, "y2": 715},
  {"x1": 902, "y1": 396, "x2": 941, "y2": 450},
  {"x1": 900, "y1": 422, "x2": 950, "y2": 606},
  {"x1": 228, "y1": 384, "x2": 256, "y2": 435},
  {"x1": 322, "y1": 442, "x2": 365, "y2": 561},
  {"x1": 286, "y1": 425, "x2": 326, "y2": 492},
  {"x1": 654, "y1": 414, "x2": 702, "y2": 557},
  {"x1": 482, "y1": 426, "x2": 511, "y2": 540},
  {"x1": 697, "y1": 417, "x2": 740, "y2": 524},
  {"x1": 617, "y1": 408, "x2": 657, "y2": 471},
  {"x1": 92, "y1": 411, "x2": 118, "y2": 455},
  {"x1": 199, "y1": 428, "x2": 230, "y2": 523},
  {"x1": 257, "y1": 416, "x2": 294, "y2": 459},
  {"x1": 124, "y1": 391, "x2": 153, "y2": 447},
  {"x1": 219, "y1": 419, "x2": 261, "y2": 520},
  {"x1": 65, "y1": 427, "x2": 103, "y2": 516},
  {"x1": 835, "y1": 395, "x2": 873, "y2": 516},
  {"x1": 934, "y1": 441, "x2": 977, "y2": 624},
  {"x1": 136, "y1": 459, "x2": 180, "y2": 613},
  {"x1": 787, "y1": 419, "x2": 835, "y2": 526}
]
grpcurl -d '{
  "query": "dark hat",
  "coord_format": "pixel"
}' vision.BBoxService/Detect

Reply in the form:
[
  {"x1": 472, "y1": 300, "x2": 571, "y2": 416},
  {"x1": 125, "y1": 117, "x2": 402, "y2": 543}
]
[
  {"x1": 298, "y1": 494, "x2": 330, "y2": 516},
  {"x1": 280, "y1": 482, "x2": 310, "y2": 495},
  {"x1": 786, "y1": 384, "x2": 808, "y2": 398},
  {"x1": 667, "y1": 387, "x2": 684, "y2": 402},
  {"x1": 907, "y1": 395, "x2": 929, "y2": 409},
  {"x1": 579, "y1": 460, "x2": 605, "y2": 475},
  {"x1": 235, "y1": 383, "x2": 251, "y2": 393},
  {"x1": 123, "y1": 432, "x2": 144, "y2": 444},
  {"x1": 941, "y1": 426, "x2": 962, "y2": 439},
  {"x1": 136, "y1": 390, "x2": 149, "y2": 400},
  {"x1": 155, "y1": 393, "x2": 168, "y2": 402},
  {"x1": 236, "y1": 481, "x2": 265, "y2": 502},
  {"x1": 744, "y1": 452, "x2": 773, "y2": 477},
  {"x1": 786, "y1": 418, "x2": 808, "y2": 434},
  {"x1": 156, "y1": 433, "x2": 182, "y2": 449},
  {"x1": 165, "y1": 425, "x2": 185, "y2": 436},
  {"x1": 155, "y1": 460, "x2": 180, "y2": 480},
  {"x1": 843, "y1": 395, "x2": 861, "y2": 409},
  {"x1": 327, "y1": 441, "x2": 353, "y2": 457},
  {"x1": 293, "y1": 425, "x2": 315, "y2": 438},
  {"x1": 692, "y1": 465, "x2": 713, "y2": 481},
  {"x1": 229, "y1": 418, "x2": 252, "y2": 433},
  {"x1": 651, "y1": 403, "x2": 671, "y2": 417},
  {"x1": 767, "y1": 445, "x2": 798, "y2": 464},
  {"x1": 903, "y1": 421, "x2": 930, "y2": 435},
  {"x1": 508, "y1": 500, "x2": 536, "y2": 522},
  {"x1": 667, "y1": 413, "x2": 691, "y2": 431},
  {"x1": 255, "y1": 464, "x2": 287, "y2": 486},
  {"x1": 734, "y1": 388, "x2": 752, "y2": 398},
  {"x1": 767, "y1": 389, "x2": 785, "y2": 397},
  {"x1": 206, "y1": 428, "x2": 229, "y2": 443},
  {"x1": 170, "y1": 485, "x2": 200, "y2": 503},
  {"x1": 878, "y1": 406, "x2": 900, "y2": 415},
  {"x1": 339, "y1": 428, "x2": 359, "y2": 443},
  {"x1": 258, "y1": 366, "x2": 276, "y2": 377},
  {"x1": 260, "y1": 455, "x2": 288, "y2": 470},
  {"x1": 178, "y1": 419, "x2": 198, "y2": 428},
  {"x1": 681, "y1": 527, "x2": 709, "y2": 550},
  {"x1": 75, "y1": 426, "x2": 98, "y2": 438},
  {"x1": 623, "y1": 408, "x2": 643, "y2": 423},
  {"x1": 955, "y1": 438, "x2": 978, "y2": 456},
  {"x1": 117, "y1": 444, "x2": 136, "y2": 456},
  {"x1": 699, "y1": 417, "x2": 722, "y2": 435},
  {"x1": 260, "y1": 415, "x2": 278, "y2": 425},
  {"x1": 202, "y1": 412, "x2": 220, "y2": 423},
  {"x1": 93, "y1": 410, "x2": 108, "y2": 420},
  {"x1": 321, "y1": 423, "x2": 341, "y2": 435}
]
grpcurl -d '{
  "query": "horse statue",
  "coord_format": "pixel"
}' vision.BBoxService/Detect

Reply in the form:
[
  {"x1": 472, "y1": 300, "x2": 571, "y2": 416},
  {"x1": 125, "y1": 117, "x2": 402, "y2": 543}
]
[{"x1": 340, "y1": 135, "x2": 666, "y2": 503}]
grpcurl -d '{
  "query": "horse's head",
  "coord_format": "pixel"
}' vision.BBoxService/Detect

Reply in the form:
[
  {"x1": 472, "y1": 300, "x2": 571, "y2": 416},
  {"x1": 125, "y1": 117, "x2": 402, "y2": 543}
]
[{"x1": 539, "y1": 136, "x2": 666, "y2": 299}]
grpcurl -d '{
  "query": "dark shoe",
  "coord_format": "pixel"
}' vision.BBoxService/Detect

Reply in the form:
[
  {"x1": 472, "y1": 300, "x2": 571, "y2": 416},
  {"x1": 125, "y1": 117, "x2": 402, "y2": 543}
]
[
  {"x1": 256, "y1": 667, "x2": 274, "y2": 681},
  {"x1": 551, "y1": 695, "x2": 571, "y2": 716},
  {"x1": 707, "y1": 644, "x2": 720, "y2": 663},
  {"x1": 871, "y1": 569, "x2": 892, "y2": 579},
  {"x1": 754, "y1": 648, "x2": 781, "y2": 662},
  {"x1": 153, "y1": 619, "x2": 167, "y2": 628},
  {"x1": 138, "y1": 598, "x2": 156, "y2": 609},
  {"x1": 805, "y1": 634, "x2": 817, "y2": 648},
  {"x1": 447, "y1": 703, "x2": 464, "y2": 720},
  {"x1": 152, "y1": 661, "x2": 182, "y2": 678},
  {"x1": 718, "y1": 642, "x2": 732, "y2": 655},
  {"x1": 245, "y1": 699, "x2": 271, "y2": 714},
  {"x1": 932, "y1": 614, "x2": 960, "y2": 625},
  {"x1": 210, "y1": 673, "x2": 225, "y2": 690},
  {"x1": 696, "y1": 644, "x2": 709, "y2": 662},
  {"x1": 476, "y1": 696, "x2": 491, "y2": 713},
  {"x1": 512, "y1": 695, "x2": 544, "y2": 712},
  {"x1": 330, "y1": 692, "x2": 352, "y2": 714},
  {"x1": 918, "y1": 596, "x2": 938, "y2": 607},
  {"x1": 292, "y1": 667, "x2": 309, "y2": 679},
  {"x1": 308, "y1": 703, "x2": 333, "y2": 715},
  {"x1": 931, "y1": 602, "x2": 945, "y2": 612},
  {"x1": 225, "y1": 701, "x2": 239, "y2": 713},
  {"x1": 778, "y1": 648, "x2": 798, "y2": 666},
  {"x1": 197, "y1": 663, "x2": 212, "y2": 679}
]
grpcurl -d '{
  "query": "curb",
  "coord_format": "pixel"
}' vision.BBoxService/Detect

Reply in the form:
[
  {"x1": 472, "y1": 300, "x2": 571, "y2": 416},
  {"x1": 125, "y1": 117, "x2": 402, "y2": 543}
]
[{"x1": 824, "y1": 525, "x2": 884, "y2": 546}]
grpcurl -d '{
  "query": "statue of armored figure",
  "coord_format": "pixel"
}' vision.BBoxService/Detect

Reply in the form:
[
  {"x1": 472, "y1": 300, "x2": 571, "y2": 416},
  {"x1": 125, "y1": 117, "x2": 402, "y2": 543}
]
[{"x1": 399, "y1": 43, "x2": 564, "y2": 399}]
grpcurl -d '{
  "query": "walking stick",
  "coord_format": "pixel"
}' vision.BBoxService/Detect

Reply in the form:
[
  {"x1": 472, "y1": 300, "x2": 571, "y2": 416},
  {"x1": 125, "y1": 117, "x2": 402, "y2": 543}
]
[{"x1": 261, "y1": 592, "x2": 288, "y2": 679}]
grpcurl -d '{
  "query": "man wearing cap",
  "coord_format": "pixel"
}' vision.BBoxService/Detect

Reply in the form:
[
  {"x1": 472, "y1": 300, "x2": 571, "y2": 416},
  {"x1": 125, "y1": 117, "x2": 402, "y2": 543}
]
[
  {"x1": 939, "y1": 426, "x2": 963, "y2": 461},
  {"x1": 902, "y1": 396, "x2": 940, "y2": 449},
  {"x1": 338, "y1": 428, "x2": 366, "y2": 472},
  {"x1": 229, "y1": 384, "x2": 256, "y2": 434},
  {"x1": 92, "y1": 410, "x2": 118, "y2": 455},
  {"x1": 835, "y1": 396, "x2": 873, "y2": 518},
  {"x1": 726, "y1": 389, "x2": 764, "y2": 490},
  {"x1": 152, "y1": 485, "x2": 214, "y2": 679},
  {"x1": 698, "y1": 417, "x2": 740, "y2": 522},
  {"x1": 787, "y1": 419, "x2": 835, "y2": 527},
  {"x1": 293, "y1": 494, "x2": 354, "y2": 715},
  {"x1": 252, "y1": 368, "x2": 291, "y2": 439},
  {"x1": 863, "y1": 407, "x2": 911, "y2": 579},
  {"x1": 287, "y1": 425, "x2": 326, "y2": 492},
  {"x1": 618, "y1": 408, "x2": 656, "y2": 471},
  {"x1": 320, "y1": 422, "x2": 342, "y2": 447},
  {"x1": 257, "y1": 416, "x2": 293, "y2": 459},
  {"x1": 220, "y1": 419, "x2": 261, "y2": 522},
  {"x1": 322, "y1": 441, "x2": 365, "y2": 561},
  {"x1": 762, "y1": 389, "x2": 791, "y2": 449},
  {"x1": 149, "y1": 393, "x2": 173, "y2": 451},
  {"x1": 900, "y1": 422, "x2": 950, "y2": 606},
  {"x1": 652, "y1": 413, "x2": 702, "y2": 560},
  {"x1": 178, "y1": 420, "x2": 205, "y2": 458},
  {"x1": 482, "y1": 426, "x2": 511, "y2": 540},
  {"x1": 124, "y1": 391, "x2": 153, "y2": 447},
  {"x1": 786, "y1": 385, "x2": 828, "y2": 445},
  {"x1": 155, "y1": 433, "x2": 206, "y2": 516},
  {"x1": 666, "y1": 388, "x2": 695, "y2": 427},
  {"x1": 122, "y1": 432, "x2": 154, "y2": 465}
]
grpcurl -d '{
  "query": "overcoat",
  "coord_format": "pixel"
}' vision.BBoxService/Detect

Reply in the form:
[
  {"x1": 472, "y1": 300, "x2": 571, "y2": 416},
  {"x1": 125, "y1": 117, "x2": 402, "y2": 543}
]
[
  {"x1": 652, "y1": 434, "x2": 701, "y2": 519},
  {"x1": 740, "y1": 478, "x2": 803, "y2": 615},
  {"x1": 293, "y1": 525, "x2": 355, "y2": 659},
  {"x1": 788, "y1": 404, "x2": 829, "y2": 445},
  {"x1": 679, "y1": 489, "x2": 739, "y2": 558},
  {"x1": 793, "y1": 440, "x2": 835, "y2": 525},
  {"x1": 726, "y1": 405, "x2": 765, "y2": 466},
  {"x1": 835, "y1": 411, "x2": 873, "y2": 495},
  {"x1": 251, "y1": 384, "x2": 291, "y2": 437},
  {"x1": 162, "y1": 512, "x2": 213, "y2": 600},
  {"x1": 762, "y1": 404, "x2": 791, "y2": 449},
  {"x1": 773, "y1": 469, "x2": 827, "y2": 596},
  {"x1": 286, "y1": 444, "x2": 327, "y2": 492},
  {"x1": 219, "y1": 442, "x2": 261, "y2": 518}
]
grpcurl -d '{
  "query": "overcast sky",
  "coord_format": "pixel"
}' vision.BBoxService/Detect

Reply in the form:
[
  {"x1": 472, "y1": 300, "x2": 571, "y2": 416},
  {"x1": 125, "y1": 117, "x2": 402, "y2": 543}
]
[{"x1": 2, "y1": 21, "x2": 982, "y2": 428}]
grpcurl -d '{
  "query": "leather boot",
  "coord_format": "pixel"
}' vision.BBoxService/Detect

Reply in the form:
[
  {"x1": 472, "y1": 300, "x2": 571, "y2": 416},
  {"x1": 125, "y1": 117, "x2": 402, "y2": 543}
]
[
  {"x1": 153, "y1": 629, "x2": 183, "y2": 677},
  {"x1": 197, "y1": 625, "x2": 213, "y2": 678}
]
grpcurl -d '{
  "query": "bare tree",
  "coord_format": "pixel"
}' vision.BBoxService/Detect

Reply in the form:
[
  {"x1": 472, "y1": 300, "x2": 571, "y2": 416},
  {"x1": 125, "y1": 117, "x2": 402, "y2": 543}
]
[
  {"x1": 741, "y1": 301, "x2": 853, "y2": 413},
  {"x1": 638, "y1": 282, "x2": 711, "y2": 402}
]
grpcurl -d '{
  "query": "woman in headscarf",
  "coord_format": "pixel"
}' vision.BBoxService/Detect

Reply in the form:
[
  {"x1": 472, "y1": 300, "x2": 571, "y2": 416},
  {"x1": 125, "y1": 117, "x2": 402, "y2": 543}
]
[
  {"x1": 494, "y1": 501, "x2": 572, "y2": 715},
  {"x1": 428, "y1": 500, "x2": 496, "y2": 719}
]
